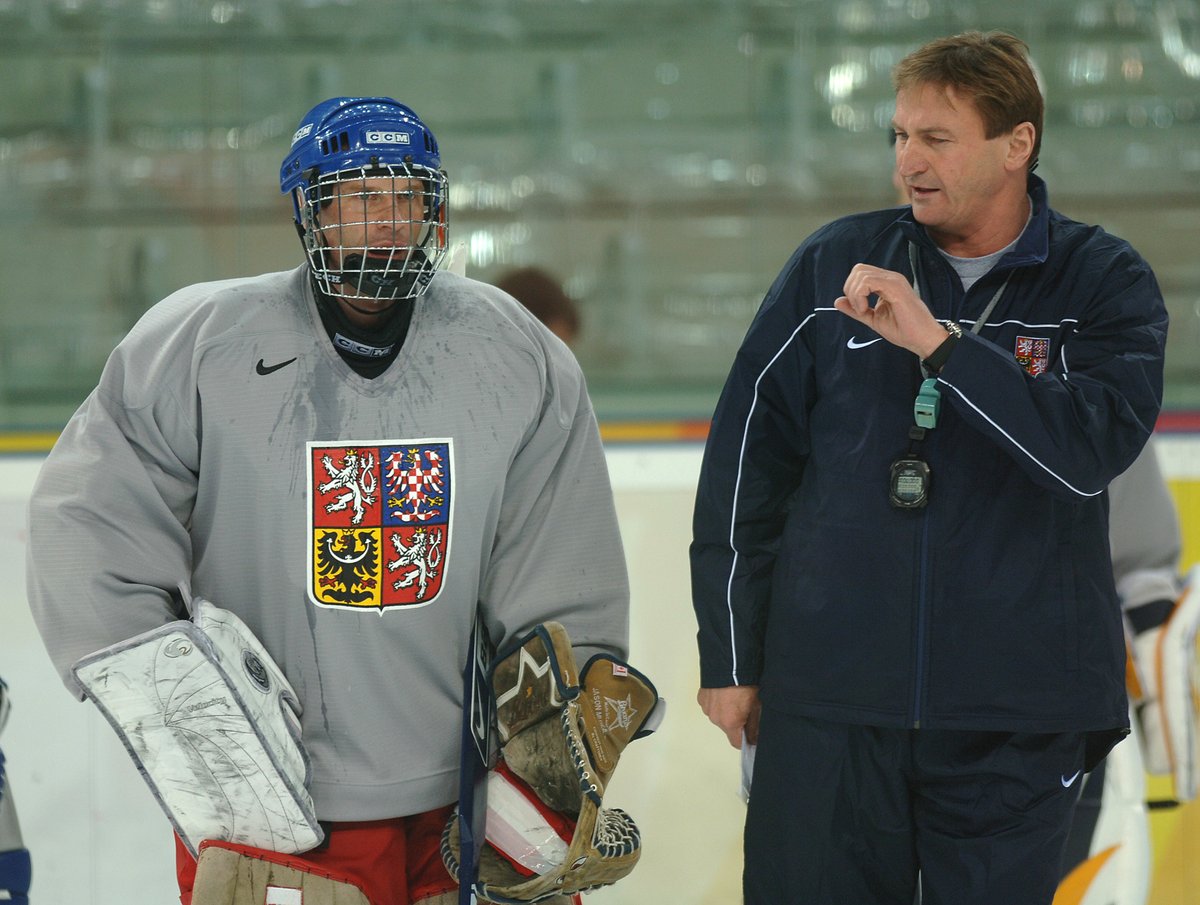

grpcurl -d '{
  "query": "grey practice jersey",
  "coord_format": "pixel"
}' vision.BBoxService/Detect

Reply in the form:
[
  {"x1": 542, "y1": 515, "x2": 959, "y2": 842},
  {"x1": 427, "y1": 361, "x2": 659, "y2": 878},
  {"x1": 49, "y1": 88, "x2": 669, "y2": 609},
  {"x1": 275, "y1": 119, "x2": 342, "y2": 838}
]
[{"x1": 26, "y1": 265, "x2": 630, "y2": 821}]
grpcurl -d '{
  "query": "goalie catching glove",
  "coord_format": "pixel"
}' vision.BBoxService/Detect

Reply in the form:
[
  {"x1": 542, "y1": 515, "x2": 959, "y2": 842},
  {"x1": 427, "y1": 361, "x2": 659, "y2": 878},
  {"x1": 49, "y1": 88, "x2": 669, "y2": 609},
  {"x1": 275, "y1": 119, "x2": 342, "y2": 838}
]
[
  {"x1": 71, "y1": 592, "x2": 323, "y2": 858},
  {"x1": 442, "y1": 622, "x2": 663, "y2": 904}
]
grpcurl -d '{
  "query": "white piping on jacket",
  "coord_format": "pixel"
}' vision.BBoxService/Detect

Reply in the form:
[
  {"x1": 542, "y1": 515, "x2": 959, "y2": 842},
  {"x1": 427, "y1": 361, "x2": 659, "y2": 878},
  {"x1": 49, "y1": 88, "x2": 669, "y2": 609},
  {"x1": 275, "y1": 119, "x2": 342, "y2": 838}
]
[{"x1": 723, "y1": 310, "x2": 825, "y2": 684}]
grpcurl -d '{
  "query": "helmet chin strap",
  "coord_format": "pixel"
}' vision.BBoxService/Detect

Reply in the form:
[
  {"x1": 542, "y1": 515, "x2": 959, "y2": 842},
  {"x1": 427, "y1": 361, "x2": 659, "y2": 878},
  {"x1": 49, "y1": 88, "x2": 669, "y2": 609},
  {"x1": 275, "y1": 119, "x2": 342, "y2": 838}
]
[
  {"x1": 338, "y1": 250, "x2": 424, "y2": 299},
  {"x1": 336, "y1": 296, "x2": 400, "y2": 320}
]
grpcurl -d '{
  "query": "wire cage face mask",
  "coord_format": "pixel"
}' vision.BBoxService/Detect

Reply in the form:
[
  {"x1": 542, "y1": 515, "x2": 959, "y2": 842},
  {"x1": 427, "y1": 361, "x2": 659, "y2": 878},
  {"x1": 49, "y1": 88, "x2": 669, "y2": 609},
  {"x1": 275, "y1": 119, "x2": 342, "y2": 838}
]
[
  {"x1": 280, "y1": 96, "x2": 450, "y2": 305},
  {"x1": 298, "y1": 163, "x2": 448, "y2": 303}
]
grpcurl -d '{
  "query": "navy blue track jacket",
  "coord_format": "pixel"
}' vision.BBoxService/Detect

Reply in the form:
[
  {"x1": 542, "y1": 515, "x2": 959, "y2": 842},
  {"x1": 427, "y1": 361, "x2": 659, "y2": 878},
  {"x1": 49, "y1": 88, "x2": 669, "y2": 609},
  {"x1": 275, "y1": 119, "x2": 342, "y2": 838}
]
[{"x1": 691, "y1": 176, "x2": 1167, "y2": 733}]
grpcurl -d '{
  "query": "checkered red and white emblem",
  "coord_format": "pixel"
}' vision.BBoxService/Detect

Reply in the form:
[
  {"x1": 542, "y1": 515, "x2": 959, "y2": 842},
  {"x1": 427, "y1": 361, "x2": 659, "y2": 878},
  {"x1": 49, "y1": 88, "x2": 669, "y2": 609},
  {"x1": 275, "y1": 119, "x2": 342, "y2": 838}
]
[
  {"x1": 307, "y1": 438, "x2": 454, "y2": 611},
  {"x1": 1014, "y1": 335, "x2": 1050, "y2": 377}
]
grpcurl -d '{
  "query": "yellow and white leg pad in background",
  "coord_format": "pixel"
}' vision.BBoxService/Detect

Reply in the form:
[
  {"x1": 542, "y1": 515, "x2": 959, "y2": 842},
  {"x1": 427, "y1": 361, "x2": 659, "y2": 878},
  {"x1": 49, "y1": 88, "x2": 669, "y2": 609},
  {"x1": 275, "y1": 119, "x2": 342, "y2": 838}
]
[
  {"x1": 1157, "y1": 565, "x2": 1200, "y2": 801},
  {"x1": 1132, "y1": 565, "x2": 1200, "y2": 802}
]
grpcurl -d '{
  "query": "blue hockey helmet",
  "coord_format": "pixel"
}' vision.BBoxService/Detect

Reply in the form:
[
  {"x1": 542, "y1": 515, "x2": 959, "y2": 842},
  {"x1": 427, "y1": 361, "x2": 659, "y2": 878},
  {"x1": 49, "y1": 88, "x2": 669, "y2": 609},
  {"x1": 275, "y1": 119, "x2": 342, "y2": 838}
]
[{"x1": 280, "y1": 97, "x2": 449, "y2": 303}]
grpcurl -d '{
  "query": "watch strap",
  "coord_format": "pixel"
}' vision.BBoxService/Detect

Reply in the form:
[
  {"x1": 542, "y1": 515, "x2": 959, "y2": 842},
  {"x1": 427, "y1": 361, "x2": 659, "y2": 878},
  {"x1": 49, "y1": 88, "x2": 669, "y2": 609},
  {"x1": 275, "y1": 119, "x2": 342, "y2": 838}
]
[{"x1": 922, "y1": 324, "x2": 962, "y2": 373}]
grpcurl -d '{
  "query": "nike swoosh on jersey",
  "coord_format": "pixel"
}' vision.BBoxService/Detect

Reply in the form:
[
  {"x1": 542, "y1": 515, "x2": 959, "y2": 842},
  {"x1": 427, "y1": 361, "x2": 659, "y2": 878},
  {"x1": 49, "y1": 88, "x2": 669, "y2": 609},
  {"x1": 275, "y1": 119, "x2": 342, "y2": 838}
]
[
  {"x1": 1061, "y1": 770, "x2": 1082, "y2": 788},
  {"x1": 255, "y1": 357, "x2": 298, "y2": 376},
  {"x1": 846, "y1": 336, "x2": 884, "y2": 349}
]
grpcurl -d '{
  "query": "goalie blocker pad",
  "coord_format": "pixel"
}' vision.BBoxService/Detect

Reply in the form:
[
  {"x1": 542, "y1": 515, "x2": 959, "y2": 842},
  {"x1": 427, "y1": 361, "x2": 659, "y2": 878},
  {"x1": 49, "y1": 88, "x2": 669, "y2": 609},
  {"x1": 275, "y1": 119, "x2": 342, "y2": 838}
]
[
  {"x1": 442, "y1": 622, "x2": 663, "y2": 904},
  {"x1": 71, "y1": 597, "x2": 323, "y2": 858}
]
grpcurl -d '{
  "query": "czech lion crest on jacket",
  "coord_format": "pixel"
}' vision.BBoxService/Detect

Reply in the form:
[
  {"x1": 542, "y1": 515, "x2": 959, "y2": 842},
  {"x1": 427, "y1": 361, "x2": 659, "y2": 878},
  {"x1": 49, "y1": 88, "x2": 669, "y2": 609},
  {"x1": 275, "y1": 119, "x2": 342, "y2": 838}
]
[{"x1": 307, "y1": 438, "x2": 453, "y2": 611}]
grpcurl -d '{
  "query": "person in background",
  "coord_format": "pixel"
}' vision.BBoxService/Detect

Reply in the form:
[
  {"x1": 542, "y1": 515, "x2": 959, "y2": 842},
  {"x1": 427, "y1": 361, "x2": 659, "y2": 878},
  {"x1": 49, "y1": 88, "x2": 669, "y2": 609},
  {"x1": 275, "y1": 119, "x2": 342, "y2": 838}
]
[
  {"x1": 493, "y1": 267, "x2": 581, "y2": 347},
  {"x1": 692, "y1": 31, "x2": 1167, "y2": 905}
]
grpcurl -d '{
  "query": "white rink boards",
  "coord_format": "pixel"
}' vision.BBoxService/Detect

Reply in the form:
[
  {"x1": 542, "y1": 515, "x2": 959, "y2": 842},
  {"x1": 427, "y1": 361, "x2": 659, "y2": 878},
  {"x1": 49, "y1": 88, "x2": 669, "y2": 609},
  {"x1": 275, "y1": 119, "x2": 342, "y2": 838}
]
[{"x1": 4, "y1": 439, "x2": 1200, "y2": 904}]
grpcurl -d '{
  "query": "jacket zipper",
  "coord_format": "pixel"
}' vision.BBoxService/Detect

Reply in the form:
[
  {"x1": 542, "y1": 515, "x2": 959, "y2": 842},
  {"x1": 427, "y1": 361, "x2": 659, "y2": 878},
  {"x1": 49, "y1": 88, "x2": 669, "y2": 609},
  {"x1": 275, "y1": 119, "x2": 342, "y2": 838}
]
[
  {"x1": 909, "y1": 252, "x2": 958, "y2": 729},
  {"x1": 912, "y1": 509, "x2": 931, "y2": 728}
]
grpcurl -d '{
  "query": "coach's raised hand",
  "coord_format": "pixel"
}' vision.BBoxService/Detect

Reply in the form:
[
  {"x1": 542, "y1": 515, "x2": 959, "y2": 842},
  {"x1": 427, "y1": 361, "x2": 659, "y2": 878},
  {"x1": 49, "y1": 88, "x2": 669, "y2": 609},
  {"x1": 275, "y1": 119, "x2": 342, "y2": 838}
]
[{"x1": 834, "y1": 263, "x2": 948, "y2": 360}]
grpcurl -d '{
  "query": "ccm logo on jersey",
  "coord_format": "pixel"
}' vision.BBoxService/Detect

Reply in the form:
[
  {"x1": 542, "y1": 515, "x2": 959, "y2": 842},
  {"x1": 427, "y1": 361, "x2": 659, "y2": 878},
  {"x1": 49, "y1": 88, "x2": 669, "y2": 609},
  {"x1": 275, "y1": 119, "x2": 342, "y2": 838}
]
[{"x1": 366, "y1": 130, "x2": 411, "y2": 145}]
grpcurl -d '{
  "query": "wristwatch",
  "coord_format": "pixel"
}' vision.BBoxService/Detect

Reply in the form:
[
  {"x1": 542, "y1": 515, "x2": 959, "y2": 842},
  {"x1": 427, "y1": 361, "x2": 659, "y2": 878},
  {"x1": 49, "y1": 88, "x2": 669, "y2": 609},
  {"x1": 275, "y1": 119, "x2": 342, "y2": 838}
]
[{"x1": 922, "y1": 321, "x2": 963, "y2": 373}]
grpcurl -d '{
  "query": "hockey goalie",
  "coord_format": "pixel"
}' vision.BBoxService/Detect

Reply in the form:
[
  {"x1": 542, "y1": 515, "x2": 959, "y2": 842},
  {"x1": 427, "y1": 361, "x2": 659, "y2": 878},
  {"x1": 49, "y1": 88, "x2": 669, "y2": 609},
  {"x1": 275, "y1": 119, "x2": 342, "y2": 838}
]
[
  {"x1": 441, "y1": 622, "x2": 664, "y2": 904},
  {"x1": 25, "y1": 93, "x2": 634, "y2": 905}
]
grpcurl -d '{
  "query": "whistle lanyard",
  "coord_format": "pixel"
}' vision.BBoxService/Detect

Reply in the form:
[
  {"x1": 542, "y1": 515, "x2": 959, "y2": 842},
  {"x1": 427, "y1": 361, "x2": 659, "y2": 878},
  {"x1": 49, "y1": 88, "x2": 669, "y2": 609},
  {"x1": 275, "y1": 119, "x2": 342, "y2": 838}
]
[
  {"x1": 891, "y1": 244, "x2": 1014, "y2": 509},
  {"x1": 908, "y1": 242, "x2": 1011, "y2": 429}
]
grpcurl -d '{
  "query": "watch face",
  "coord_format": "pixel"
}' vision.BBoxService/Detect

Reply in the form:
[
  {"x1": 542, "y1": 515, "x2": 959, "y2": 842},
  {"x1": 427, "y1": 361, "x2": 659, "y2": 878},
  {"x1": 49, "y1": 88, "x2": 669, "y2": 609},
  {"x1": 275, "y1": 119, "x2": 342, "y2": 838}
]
[{"x1": 889, "y1": 457, "x2": 930, "y2": 508}]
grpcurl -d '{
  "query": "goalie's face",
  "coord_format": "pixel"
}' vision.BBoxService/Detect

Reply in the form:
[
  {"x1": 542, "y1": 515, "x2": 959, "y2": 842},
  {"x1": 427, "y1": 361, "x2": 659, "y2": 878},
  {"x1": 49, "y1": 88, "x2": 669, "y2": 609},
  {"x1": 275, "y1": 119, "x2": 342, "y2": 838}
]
[
  {"x1": 318, "y1": 174, "x2": 427, "y2": 256},
  {"x1": 301, "y1": 166, "x2": 448, "y2": 324}
]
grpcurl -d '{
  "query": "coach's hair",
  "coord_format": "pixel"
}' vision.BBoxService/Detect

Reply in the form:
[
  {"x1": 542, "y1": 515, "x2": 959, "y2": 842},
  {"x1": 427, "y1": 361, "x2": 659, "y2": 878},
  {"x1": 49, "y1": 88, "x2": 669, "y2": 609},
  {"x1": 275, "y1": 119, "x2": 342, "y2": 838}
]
[{"x1": 893, "y1": 31, "x2": 1043, "y2": 171}]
